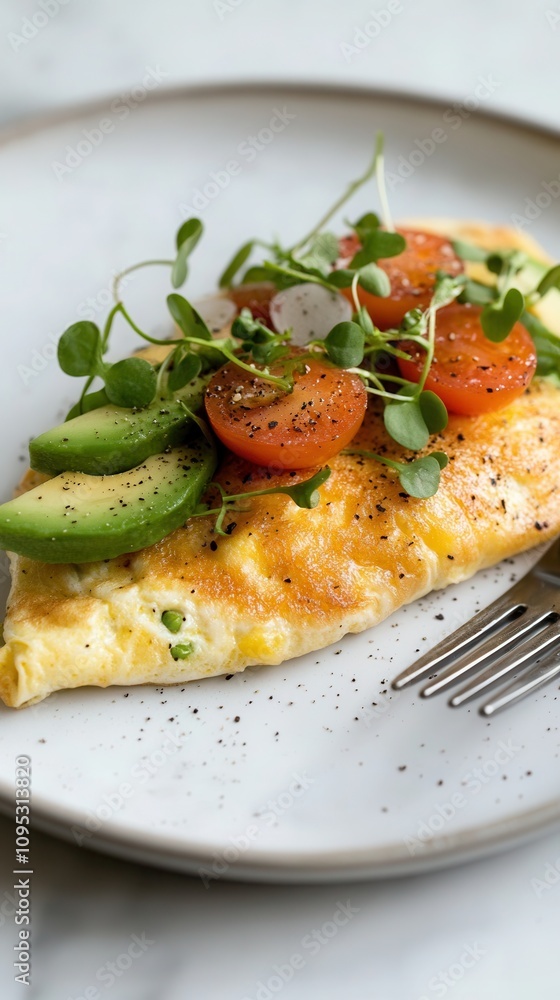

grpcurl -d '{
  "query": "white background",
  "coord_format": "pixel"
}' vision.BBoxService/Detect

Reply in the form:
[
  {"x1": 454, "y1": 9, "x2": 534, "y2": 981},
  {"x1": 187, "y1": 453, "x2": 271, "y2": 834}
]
[{"x1": 1, "y1": 1, "x2": 560, "y2": 998}]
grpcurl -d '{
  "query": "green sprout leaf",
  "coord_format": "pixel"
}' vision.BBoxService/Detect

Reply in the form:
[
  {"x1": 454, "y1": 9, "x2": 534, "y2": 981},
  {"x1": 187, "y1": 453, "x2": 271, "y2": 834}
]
[
  {"x1": 242, "y1": 265, "x2": 273, "y2": 284},
  {"x1": 167, "y1": 351, "x2": 202, "y2": 392},
  {"x1": 481, "y1": 287, "x2": 524, "y2": 342},
  {"x1": 350, "y1": 229, "x2": 405, "y2": 269},
  {"x1": 451, "y1": 239, "x2": 489, "y2": 263},
  {"x1": 536, "y1": 264, "x2": 560, "y2": 299},
  {"x1": 191, "y1": 468, "x2": 331, "y2": 535},
  {"x1": 348, "y1": 211, "x2": 381, "y2": 243},
  {"x1": 176, "y1": 217, "x2": 203, "y2": 254},
  {"x1": 344, "y1": 447, "x2": 447, "y2": 498},
  {"x1": 324, "y1": 322, "x2": 365, "y2": 368},
  {"x1": 104, "y1": 357, "x2": 157, "y2": 408},
  {"x1": 167, "y1": 293, "x2": 213, "y2": 341},
  {"x1": 486, "y1": 249, "x2": 527, "y2": 277},
  {"x1": 358, "y1": 262, "x2": 391, "y2": 297},
  {"x1": 58, "y1": 322, "x2": 103, "y2": 377},
  {"x1": 327, "y1": 269, "x2": 355, "y2": 289},
  {"x1": 398, "y1": 454, "x2": 446, "y2": 498},
  {"x1": 172, "y1": 218, "x2": 203, "y2": 288},
  {"x1": 219, "y1": 240, "x2": 255, "y2": 288},
  {"x1": 431, "y1": 273, "x2": 466, "y2": 310},
  {"x1": 419, "y1": 390, "x2": 448, "y2": 434},
  {"x1": 383, "y1": 395, "x2": 430, "y2": 451},
  {"x1": 296, "y1": 232, "x2": 340, "y2": 274},
  {"x1": 278, "y1": 467, "x2": 331, "y2": 508},
  {"x1": 66, "y1": 387, "x2": 111, "y2": 421},
  {"x1": 521, "y1": 309, "x2": 560, "y2": 376},
  {"x1": 354, "y1": 304, "x2": 375, "y2": 337},
  {"x1": 459, "y1": 279, "x2": 496, "y2": 306}
]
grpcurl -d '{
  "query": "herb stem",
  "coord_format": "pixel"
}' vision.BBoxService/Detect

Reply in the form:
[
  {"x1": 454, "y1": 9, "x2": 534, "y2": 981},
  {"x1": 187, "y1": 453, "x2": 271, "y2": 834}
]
[
  {"x1": 219, "y1": 346, "x2": 293, "y2": 391},
  {"x1": 112, "y1": 259, "x2": 175, "y2": 304},
  {"x1": 118, "y1": 302, "x2": 183, "y2": 346},
  {"x1": 348, "y1": 367, "x2": 409, "y2": 395},
  {"x1": 416, "y1": 305, "x2": 436, "y2": 395},
  {"x1": 288, "y1": 141, "x2": 379, "y2": 255},
  {"x1": 374, "y1": 133, "x2": 395, "y2": 233},
  {"x1": 102, "y1": 302, "x2": 122, "y2": 349},
  {"x1": 343, "y1": 447, "x2": 401, "y2": 472},
  {"x1": 262, "y1": 261, "x2": 336, "y2": 292},
  {"x1": 351, "y1": 271, "x2": 361, "y2": 313}
]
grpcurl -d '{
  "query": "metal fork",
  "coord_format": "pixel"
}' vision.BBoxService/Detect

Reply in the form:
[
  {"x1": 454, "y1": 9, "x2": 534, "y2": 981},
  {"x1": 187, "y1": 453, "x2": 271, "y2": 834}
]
[{"x1": 392, "y1": 538, "x2": 560, "y2": 717}]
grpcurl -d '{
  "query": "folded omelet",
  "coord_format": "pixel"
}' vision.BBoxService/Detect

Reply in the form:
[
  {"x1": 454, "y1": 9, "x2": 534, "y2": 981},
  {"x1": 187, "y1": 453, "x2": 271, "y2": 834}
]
[{"x1": 1, "y1": 221, "x2": 559, "y2": 708}]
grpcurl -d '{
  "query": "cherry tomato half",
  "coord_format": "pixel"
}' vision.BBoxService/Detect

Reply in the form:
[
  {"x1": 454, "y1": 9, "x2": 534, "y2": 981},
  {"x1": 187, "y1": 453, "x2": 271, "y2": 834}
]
[
  {"x1": 397, "y1": 303, "x2": 537, "y2": 416},
  {"x1": 338, "y1": 228, "x2": 463, "y2": 329},
  {"x1": 205, "y1": 351, "x2": 367, "y2": 469}
]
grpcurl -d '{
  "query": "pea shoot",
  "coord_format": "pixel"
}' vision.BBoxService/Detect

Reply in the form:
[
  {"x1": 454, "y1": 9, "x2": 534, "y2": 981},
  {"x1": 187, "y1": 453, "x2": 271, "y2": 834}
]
[
  {"x1": 454, "y1": 239, "x2": 560, "y2": 362},
  {"x1": 344, "y1": 448, "x2": 448, "y2": 499},
  {"x1": 192, "y1": 468, "x2": 331, "y2": 536}
]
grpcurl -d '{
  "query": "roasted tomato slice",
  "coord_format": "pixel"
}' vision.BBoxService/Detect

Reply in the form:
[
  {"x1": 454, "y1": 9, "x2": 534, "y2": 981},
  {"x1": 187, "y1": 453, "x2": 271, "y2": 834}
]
[
  {"x1": 338, "y1": 228, "x2": 463, "y2": 329},
  {"x1": 205, "y1": 350, "x2": 367, "y2": 469},
  {"x1": 397, "y1": 303, "x2": 537, "y2": 415}
]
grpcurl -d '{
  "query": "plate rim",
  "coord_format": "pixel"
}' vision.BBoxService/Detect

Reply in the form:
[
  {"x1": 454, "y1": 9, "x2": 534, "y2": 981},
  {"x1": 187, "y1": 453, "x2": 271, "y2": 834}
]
[{"x1": 1, "y1": 79, "x2": 560, "y2": 881}]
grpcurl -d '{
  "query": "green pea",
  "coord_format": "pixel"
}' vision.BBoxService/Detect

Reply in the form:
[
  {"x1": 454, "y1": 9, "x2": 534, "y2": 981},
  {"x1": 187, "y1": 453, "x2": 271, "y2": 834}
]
[
  {"x1": 161, "y1": 610, "x2": 183, "y2": 634},
  {"x1": 170, "y1": 642, "x2": 194, "y2": 660}
]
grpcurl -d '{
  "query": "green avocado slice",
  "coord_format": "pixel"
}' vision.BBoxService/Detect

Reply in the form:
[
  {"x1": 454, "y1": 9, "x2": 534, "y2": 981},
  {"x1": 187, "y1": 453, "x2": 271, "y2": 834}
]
[
  {"x1": 29, "y1": 374, "x2": 211, "y2": 477},
  {"x1": 0, "y1": 438, "x2": 216, "y2": 564}
]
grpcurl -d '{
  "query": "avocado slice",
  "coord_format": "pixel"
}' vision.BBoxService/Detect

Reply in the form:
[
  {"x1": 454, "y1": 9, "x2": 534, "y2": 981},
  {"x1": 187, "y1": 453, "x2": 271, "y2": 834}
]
[
  {"x1": 0, "y1": 438, "x2": 216, "y2": 564},
  {"x1": 29, "y1": 374, "x2": 211, "y2": 477}
]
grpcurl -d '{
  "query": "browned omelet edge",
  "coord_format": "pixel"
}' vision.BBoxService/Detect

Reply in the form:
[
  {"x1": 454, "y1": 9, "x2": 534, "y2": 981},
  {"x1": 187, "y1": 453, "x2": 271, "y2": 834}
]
[{"x1": 1, "y1": 219, "x2": 559, "y2": 708}]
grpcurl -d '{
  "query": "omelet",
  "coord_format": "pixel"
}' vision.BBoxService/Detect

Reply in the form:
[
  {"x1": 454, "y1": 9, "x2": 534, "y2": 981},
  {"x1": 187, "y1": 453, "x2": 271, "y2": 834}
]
[{"x1": 1, "y1": 221, "x2": 559, "y2": 708}]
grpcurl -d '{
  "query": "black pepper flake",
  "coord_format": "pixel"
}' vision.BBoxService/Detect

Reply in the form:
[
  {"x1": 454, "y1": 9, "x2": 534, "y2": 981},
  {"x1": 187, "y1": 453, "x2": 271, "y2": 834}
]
[{"x1": 210, "y1": 540, "x2": 218, "y2": 551}]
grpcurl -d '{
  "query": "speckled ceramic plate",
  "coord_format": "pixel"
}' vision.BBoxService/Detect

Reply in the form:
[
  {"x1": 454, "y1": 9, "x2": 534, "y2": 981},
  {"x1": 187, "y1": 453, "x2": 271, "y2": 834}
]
[{"x1": 0, "y1": 85, "x2": 559, "y2": 882}]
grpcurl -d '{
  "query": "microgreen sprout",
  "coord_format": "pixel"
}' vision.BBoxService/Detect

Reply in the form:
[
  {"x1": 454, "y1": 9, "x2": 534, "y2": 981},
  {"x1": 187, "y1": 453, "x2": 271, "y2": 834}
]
[
  {"x1": 453, "y1": 239, "x2": 560, "y2": 360},
  {"x1": 192, "y1": 468, "x2": 331, "y2": 536},
  {"x1": 345, "y1": 448, "x2": 448, "y2": 499}
]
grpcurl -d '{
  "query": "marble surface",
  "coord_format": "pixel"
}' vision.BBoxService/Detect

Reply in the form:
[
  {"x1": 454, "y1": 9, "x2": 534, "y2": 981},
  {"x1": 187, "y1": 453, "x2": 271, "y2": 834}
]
[{"x1": 1, "y1": 1, "x2": 560, "y2": 997}]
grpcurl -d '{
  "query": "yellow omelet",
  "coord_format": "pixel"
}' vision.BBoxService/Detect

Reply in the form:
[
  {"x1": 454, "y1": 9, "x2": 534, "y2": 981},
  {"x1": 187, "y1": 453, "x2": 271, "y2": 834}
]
[{"x1": 1, "y1": 221, "x2": 559, "y2": 708}]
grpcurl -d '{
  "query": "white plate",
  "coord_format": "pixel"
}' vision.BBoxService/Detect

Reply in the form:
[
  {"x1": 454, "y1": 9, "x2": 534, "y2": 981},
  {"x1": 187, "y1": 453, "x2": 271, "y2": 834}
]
[{"x1": 0, "y1": 85, "x2": 559, "y2": 882}]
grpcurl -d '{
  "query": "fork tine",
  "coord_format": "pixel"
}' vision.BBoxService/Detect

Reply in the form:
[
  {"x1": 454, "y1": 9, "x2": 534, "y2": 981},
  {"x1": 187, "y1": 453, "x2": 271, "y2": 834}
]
[
  {"x1": 391, "y1": 598, "x2": 527, "y2": 690},
  {"x1": 449, "y1": 620, "x2": 560, "y2": 707},
  {"x1": 420, "y1": 611, "x2": 554, "y2": 698},
  {"x1": 480, "y1": 641, "x2": 560, "y2": 717}
]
